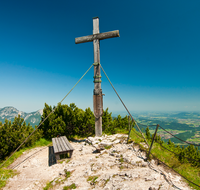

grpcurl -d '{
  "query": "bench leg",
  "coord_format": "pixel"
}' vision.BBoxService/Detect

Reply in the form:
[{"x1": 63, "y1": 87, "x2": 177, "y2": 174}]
[
  {"x1": 69, "y1": 151, "x2": 73, "y2": 158},
  {"x1": 55, "y1": 154, "x2": 60, "y2": 161}
]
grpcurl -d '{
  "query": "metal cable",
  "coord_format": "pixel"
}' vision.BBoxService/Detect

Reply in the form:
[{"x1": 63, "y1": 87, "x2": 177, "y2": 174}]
[
  {"x1": 12, "y1": 146, "x2": 47, "y2": 169},
  {"x1": 159, "y1": 125, "x2": 200, "y2": 146},
  {"x1": 0, "y1": 63, "x2": 93, "y2": 168},
  {"x1": 124, "y1": 115, "x2": 157, "y2": 127},
  {"x1": 129, "y1": 122, "x2": 200, "y2": 188},
  {"x1": 147, "y1": 160, "x2": 180, "y2": 189},
  {"x1": 150, "y1": 152, "x2": 200, "y2": 188},
  {"x1": 135, "y1": 121, "x2": 157, "y2": 127},
  {"x1": 132, "y1": 137, "x2": 181, "y2": 189},
  {"x1": 129, "y1": 125, "x2": 146, "y2": 140},
  {"x1": 59, "y1": 64, "x2": 93, "y2": 104},
  {"x1": 154, "y1": 141, "x2": 200, "y2": 164},
  {"x1": 128, "y1": 122, "x2": 199, "y2": 188},
  {"x1": 100, "y1": 64, "x2": 149, "y2": 148},
  {"x1": 131, "y1": 130, "x2": 198, "y2": 189}
]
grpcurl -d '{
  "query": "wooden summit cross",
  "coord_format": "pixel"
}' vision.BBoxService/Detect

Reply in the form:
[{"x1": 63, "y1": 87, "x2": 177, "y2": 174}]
[{"x1": 75, "y1": 17, "x2": 120, "y2": 136}]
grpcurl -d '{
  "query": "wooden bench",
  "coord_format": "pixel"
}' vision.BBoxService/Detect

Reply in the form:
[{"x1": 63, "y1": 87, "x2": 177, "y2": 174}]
[{"x1": 52, "y1": 136, "x2": 74, "y2": 161}]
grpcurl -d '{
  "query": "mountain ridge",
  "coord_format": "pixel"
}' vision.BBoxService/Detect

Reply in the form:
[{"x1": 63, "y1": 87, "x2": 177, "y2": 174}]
[{"x1": 0, "y1": 106, "x2": 43, "y2": 127}]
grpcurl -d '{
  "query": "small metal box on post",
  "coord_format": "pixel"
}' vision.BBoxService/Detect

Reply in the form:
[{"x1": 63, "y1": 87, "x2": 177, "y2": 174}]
[{"x1": 75, "y1": 17, "x2": 120, "y2": 136}]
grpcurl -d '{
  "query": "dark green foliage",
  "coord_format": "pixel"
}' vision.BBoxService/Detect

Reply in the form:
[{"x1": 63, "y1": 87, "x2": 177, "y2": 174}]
[
  {"x1": 162, "y1": 139, "x2": 200, "y2": 167},
  {"x1": 0, "y1": 103, "x2": 132, "y2": 162},
  {"x1": 145, "y1": 127, "x2": 151, "y2": 140},
  {"x1": 103, "y1": 108, "x2": 115, "y2": 134},
  {"x1": 140, "y1": 126, "x2": 200, "y2": 168},
  {"x1": 40, "y1": 103, "x2": 132, "y2": 139},
  {"x1": 155, "y1": 135, "x2": 163, "y2": 144},
  {"x1": 113, "y1": 115, "x2": 129, "y2": 130},
  {"x1": 177, "y1": 144, "x2": 200, "y2": 167},
  {"x1": 167, "y1": 139, "x2": 175, "y2": 148},
  {"x1": 145, "y1": 126, "x2": 163, "y2": 144},
  {"x1": 40, "y1": 103, "x2": 95, "y2": 139},
  {"x1": 145, "y1": 127, "x2": 200, "y2": 167},
  {"x1": 0, "y1": 115, "x2": 42, "y2": 160},
  {"x1": 103, "y1": 111, "x2": 130, "y2": 135},
  {"x1": 137, "y1": 125, "x2": 200, "y2": 168}
]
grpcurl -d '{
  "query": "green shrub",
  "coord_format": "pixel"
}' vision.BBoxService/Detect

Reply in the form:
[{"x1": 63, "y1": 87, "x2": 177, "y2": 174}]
[
  {"x1": 40, "y1": 103, "x2": 95, "y2": 139},
  {"x1": 0, "y1": 115, "x2": 42, "y2": 160}
]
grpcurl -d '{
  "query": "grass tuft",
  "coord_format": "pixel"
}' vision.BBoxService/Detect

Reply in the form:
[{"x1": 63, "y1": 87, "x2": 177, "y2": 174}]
[
  {"x1": 87, "y1": 175, "x2": 98, "y2": 185},
  {"x1": 43, "y1": 180, "x2": 54, "y2": 190},
  {"x1": 105, "y1": 145, "x2": 112, "y2": 149},
  {"x1": 64, "y1": 170, "x2": 71, "y2": 179},
  {"x1": 63, "y1": 183, "x2": 76, "y2": 190}
]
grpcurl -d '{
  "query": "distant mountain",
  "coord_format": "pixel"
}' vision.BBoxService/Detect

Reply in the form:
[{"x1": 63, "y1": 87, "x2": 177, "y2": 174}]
[
  {"x1": 0, "y1": 106, "x2": 43, "y2": 127},
  {"x1": 170, "y1": 112, "x2": 200, "y2": 119}
]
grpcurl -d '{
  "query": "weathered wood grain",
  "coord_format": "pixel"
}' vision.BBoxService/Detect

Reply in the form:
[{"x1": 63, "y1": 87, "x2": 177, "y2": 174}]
[
  {"x1": 93, "y1": 17, "x2": 102, "y2": 137},
  {"x1": 75, "y1": 17, "x2": 120, "y2": 137},
  {"x1": 52, "y1": 138, "x2": 58, "y2": 153},
  {"x1": 55, "y1": 138, "x2": 62, "y2": 153},
  {"x1": 63, "y1": 136, "x2": 74, "y2": 150},
  {"x1": 75, "y1": 30, "x2": 120, "y2": 44},
  {"x1": 52, "y1": 136, "x2": 74, "y2": 154}
]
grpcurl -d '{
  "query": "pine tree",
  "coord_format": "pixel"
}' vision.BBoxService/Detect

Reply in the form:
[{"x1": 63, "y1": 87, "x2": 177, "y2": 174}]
[{"x1": 146, "y1": 127, "x2": 151, "y2": 140}]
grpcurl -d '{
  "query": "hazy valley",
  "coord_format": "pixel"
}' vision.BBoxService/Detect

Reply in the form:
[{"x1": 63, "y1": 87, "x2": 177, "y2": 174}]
[
  {"x1": 1, "y1": 106, "x2": 200, "y2": 146},
  {"x1": 112, "y1": 111, "x2": 200, "y2": 146}
]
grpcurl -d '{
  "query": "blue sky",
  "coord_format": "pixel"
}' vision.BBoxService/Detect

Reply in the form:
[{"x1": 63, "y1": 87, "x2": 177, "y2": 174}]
[{"x1": 0, "y1": 0, "x2": 200, "y2": 113}]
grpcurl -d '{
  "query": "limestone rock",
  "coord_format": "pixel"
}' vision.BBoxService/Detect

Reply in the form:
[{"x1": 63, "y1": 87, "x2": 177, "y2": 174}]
[{"x1": 3, "y1": 134, "x2": 192, "y2": 190}]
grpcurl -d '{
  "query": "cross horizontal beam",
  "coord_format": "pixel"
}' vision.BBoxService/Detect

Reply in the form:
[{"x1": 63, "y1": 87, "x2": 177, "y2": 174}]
[{"x1": 75, "y1": 30, "x2": 120, "y2": 44}]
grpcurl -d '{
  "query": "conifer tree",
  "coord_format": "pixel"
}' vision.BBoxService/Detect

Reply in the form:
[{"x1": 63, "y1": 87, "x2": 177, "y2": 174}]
[{"x1": 146, "y1": 127, "x2": 151, "y2": 140}]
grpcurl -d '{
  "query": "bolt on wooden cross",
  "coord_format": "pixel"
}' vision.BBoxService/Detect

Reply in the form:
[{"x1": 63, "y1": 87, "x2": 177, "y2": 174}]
[{"x1": 75, "y1": 17, "x2": 120, "y2": 136}]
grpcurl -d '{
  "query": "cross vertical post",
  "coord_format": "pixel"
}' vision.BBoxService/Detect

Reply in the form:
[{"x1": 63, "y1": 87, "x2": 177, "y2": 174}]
[
  {"x1": 75, "y1": 17, "x2": 120, "y2": 136},
  {"x1": 93, "y1": 17, "x2": 102, "y2": 136}
]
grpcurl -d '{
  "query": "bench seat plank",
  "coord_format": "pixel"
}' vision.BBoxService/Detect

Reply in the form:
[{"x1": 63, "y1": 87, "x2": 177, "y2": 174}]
[
  {"x1": 55, "y1": 137, "x2": 63, "y2": 153},
  {"x1": 60, "y1": 136, "x2": 71, "y2": 151},
  {"x1": 62, "y1": 136, "x2": 74, "y2": 150},
  {"x1": 52, "y1": 138, "x2": 58, "y2": 153},
  {"x1": 52, "y1": 137, "x2": 62, "y2": 154},
  {"x1": 57, "y1": 137, "x2": 67, "y2": 152},
  {"x1": 52, "y1": 136, "x2": 74, "y2": 156}
]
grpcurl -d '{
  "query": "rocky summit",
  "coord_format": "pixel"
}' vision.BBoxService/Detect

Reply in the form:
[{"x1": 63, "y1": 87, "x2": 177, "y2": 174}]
[{"x1": 4, "y1": 134, "x2": 191, "y2": 190}]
